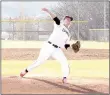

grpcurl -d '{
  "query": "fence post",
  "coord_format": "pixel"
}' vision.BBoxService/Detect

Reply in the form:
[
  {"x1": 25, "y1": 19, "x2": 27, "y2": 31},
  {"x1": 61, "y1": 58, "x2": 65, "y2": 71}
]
[
  {"x1": 12, "y1": 22, "x2": 15, "y2": 40},
  {"x1": 77, "y1": 1, "x2": 79, "y2": 40}
]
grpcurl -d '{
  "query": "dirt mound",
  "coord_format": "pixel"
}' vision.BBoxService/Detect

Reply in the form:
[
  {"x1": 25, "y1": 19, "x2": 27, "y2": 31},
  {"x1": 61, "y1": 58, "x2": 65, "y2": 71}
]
[
  {"x1": 2, "y1": 48, "x2": 109, "y2": 60},
  {"x1": 2, "y1": 76, "x2": 109, "y2": 94}
]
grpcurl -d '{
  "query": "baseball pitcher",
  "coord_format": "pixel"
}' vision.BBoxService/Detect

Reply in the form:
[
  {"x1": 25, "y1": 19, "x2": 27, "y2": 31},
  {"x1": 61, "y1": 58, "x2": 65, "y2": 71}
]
[{"x1": 20, "y1": 8, "x2": 80, "y2": 83}]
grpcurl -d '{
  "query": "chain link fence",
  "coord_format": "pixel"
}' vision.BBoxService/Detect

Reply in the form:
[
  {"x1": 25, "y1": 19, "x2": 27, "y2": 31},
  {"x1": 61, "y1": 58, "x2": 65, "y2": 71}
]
[
  {"x1": 1, "y1": 20, "x2": 109, "y2": 42},
  {"x1": 1, "y1": 1, "x2": 109, "y2": 42}
]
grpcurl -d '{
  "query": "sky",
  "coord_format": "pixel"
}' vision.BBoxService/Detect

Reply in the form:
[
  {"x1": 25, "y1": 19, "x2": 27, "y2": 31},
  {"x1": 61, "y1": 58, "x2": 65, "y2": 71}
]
[{"x1": 2, "y1": 1, "x2": 58, "y2": 18}]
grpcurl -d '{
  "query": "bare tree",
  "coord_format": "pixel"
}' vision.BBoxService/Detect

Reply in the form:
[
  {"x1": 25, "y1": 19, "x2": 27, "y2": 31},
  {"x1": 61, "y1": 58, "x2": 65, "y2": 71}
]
[{"x1": 49, "y1": 1, "x2": 109, "y2": 41}]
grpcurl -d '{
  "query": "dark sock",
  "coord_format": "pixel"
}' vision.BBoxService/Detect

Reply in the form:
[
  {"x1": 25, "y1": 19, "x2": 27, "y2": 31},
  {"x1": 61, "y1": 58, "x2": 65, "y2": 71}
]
[
  {"x1": 25, "y1": 69, "x2": 28, "y2": 72},
  {"x1": 63, "y1": 77, "x2": 66, "y2": 79}
]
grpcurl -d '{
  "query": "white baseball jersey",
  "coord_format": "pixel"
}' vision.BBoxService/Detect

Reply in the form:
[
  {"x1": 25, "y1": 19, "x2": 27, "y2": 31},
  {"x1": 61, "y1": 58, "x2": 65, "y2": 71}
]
[
  {"x1": 26, "y1": 17, "x2": 71, "y2": 79},
  {"x1": 48, "y1": 22, "x2": 71, "y2": 48}
]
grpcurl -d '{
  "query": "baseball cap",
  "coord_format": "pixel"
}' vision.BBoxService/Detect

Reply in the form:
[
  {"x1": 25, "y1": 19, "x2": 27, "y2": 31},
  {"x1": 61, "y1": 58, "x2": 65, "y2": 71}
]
[{"x1": 64, "y1": 16, "x2": 73, "y2": 21}]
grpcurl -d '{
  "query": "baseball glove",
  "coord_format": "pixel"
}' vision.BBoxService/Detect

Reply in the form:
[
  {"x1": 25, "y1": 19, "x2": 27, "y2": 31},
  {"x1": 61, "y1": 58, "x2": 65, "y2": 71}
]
[{"x1": 71, "y1": 41, "x2": 80, "y2": 53}]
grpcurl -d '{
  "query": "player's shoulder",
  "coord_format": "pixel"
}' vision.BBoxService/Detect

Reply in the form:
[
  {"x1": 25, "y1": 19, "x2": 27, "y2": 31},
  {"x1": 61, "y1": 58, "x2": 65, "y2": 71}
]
[
  {"x1": 53, "y1": 17, "x2": 60, "y2": 25},
  {"x1": 54, "y1": 22, "x2": 61, "y2": 27}
]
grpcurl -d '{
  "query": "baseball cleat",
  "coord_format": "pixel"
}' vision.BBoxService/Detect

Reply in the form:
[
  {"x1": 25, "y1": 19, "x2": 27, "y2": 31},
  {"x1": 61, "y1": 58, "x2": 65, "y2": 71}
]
[
  {"x1": 20, "y1": 69, "x2": 28, "y2": 77},
  {"x1": 62, "y1": 77, "x2": 67, "y2": 83}
]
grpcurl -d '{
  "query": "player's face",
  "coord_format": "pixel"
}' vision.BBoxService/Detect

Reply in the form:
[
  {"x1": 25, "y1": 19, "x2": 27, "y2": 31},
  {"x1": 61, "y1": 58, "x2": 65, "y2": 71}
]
[{"x1": 63, "y1": 17, "x2": 71, "y2": 26}]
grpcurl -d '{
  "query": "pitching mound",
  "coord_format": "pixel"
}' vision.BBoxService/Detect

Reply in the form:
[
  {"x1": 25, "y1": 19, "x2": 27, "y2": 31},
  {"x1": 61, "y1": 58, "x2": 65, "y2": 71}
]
[{"x1": 2, "y1": 76, "x2": 109, "y2": 94}]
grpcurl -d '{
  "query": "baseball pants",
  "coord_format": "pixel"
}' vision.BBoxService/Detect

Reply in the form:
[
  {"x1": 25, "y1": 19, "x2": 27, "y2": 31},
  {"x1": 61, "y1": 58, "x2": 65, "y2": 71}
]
[{"x1": 26, "y1": 42, "x2": 70, "y2": 77}]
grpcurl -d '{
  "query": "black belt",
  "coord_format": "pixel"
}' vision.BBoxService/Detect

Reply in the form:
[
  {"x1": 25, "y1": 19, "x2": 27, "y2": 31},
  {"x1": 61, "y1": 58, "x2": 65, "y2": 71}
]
[{"x1": 48, "y1": 41, "x2": 60, "y2": 48}]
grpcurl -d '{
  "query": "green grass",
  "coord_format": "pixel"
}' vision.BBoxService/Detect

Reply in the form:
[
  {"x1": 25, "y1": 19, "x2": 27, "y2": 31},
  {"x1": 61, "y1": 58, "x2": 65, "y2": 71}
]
[{"x1": 2, "y1": 60, "x2": 109, "y2": 78}]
